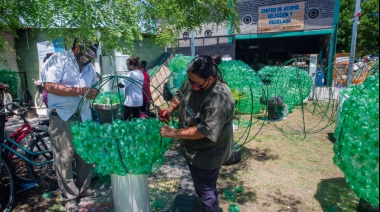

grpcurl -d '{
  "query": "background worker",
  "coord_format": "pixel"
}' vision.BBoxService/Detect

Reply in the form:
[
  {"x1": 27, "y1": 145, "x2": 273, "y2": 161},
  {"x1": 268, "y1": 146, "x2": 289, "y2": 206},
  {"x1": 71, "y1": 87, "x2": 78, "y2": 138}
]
[
  {"x1": 139, "y1": 60, "x2": 152, "y2": 114},
  {"x1": 118, "y1": 56, "x2": 144, "y2": 120}
]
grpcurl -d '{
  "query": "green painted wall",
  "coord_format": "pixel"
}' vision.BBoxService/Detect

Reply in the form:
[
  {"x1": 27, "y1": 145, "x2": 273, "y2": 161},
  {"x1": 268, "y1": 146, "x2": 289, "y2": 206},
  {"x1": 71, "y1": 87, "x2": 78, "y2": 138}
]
[
  {"x1": 15, "y1": 29, "x2": 48, "y2": 94},
  {"x1": 131, "y1": 38, "x2": 166, "y2": 70}
]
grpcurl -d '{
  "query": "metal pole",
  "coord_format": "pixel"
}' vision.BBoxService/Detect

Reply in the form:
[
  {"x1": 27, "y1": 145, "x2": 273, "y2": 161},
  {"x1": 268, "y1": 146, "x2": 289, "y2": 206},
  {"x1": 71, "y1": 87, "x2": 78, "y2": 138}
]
[
  {"x1": 191, "y1": 31, "x2": 195, "y2": 56},
  {"x1": 347, "y1": 0, "x2": 361, "y2": 86}
]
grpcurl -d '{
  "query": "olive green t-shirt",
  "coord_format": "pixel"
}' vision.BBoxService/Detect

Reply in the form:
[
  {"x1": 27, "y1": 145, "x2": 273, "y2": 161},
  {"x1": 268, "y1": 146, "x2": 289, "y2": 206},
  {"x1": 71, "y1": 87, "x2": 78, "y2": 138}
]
[{"x1": 174, "y1": 80, "x2": 235, "y2": 169}]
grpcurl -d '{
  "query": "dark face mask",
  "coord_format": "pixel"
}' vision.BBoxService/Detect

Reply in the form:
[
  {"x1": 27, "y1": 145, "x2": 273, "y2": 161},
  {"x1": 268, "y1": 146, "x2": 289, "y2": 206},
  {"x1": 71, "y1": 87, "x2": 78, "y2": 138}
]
[
  {"x1": 76, "y1": 52, "x2": 92, "y2": 66},
  {"x1": 189, "y1": 77, "x2": 209, "y2": 92}
]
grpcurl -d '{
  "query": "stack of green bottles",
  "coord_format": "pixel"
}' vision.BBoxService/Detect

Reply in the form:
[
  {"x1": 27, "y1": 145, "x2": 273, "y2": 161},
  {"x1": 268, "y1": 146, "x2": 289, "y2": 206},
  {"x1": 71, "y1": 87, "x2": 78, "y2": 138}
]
[
  {"x1": 166, "y1": 54, "x2": 264, "y2": 114},
  {"x1": 258, "y1": 66, "x2": 313, "y2": 113},
  {"x1": 70, "y1": 118, "x2": 175, "y2": 175},
  {"x1": 219, "y1": 60, "x2": 263, "y2": 114},
  {"x1": 92, "y1": 91, "x2": 125, "y2": 104},
  {"x1": 333, "y1": 73, "x2": 379, "y2": 207},
  {"x1": 166, "y1": 54, "x2": 194, "y2": 95}
]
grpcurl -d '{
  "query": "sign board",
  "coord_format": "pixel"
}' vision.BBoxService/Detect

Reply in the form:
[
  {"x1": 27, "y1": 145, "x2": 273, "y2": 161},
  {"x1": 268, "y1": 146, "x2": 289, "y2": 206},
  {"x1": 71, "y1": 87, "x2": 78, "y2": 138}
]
[
  {"x1": 37, "y1": 38, "x2": 65, "y2": 71},
  {"x1": 258, "y1": 2, "x2": 305, "y2": 33},
  {"x1": 52, "y1": 38, "x2": 65, "y2": 52},
  {"x1": 36, "y1": 41, "x2": 55, "y2": 71},
  {"x1": 334, "y1": 53, "x2": 350, "y2": 82},
  {"x1": 335, "y1": 56, "x2": 349, "y2": 64}
]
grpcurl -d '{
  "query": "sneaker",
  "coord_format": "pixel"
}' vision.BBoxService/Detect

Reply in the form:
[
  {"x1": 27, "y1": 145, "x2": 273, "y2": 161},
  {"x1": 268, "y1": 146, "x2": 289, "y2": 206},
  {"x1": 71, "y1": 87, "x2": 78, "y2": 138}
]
[
  {"x1": 79, "y1": 189, "x2": 100, "y2": 198},
  {"x1": 65, "y1": 200, "x2": 79, "y2": 212}
]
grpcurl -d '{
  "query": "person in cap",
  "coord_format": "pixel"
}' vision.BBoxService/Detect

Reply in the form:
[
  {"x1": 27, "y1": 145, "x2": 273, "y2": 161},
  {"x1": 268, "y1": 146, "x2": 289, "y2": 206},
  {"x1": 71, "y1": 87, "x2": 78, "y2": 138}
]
[{"x1": 40, "y1": 39, "x2": 100, "y2": 212}]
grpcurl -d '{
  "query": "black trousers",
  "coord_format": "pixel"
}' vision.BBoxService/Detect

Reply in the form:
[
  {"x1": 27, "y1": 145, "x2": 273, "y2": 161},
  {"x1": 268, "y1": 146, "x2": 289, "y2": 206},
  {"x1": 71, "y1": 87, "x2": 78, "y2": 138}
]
[
  {"x1": 123, "y1": 105, "x2": 141, "y2": 121},
  {"x1": 188, "y1": 163, "x2": 221, "y2": 212},
  {"x1": 141, "y1": 99, "x2": 150, "y2": 113}
]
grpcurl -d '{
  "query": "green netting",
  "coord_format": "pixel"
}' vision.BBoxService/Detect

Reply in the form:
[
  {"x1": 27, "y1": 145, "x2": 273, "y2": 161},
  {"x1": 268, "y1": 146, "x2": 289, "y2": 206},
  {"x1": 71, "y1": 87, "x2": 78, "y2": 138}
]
[
  {"x1": 333, "y1": 73, "x2": 379, "y2": 207},
  {"x1": 148, "y1": 66, "x2": 160, "y2": 78},
  {"x1": 0, "y1": 69, "x2": 19, "y2": 99},
  {"x1": 166, "y1": 55, "x2": 263, "y2": 114},
  {"x1": 369, "y1": 60, "x2": 379, "y2": 75},
  {"x1": 258, "y1": 66, "x2": 313, "y2": 113}
]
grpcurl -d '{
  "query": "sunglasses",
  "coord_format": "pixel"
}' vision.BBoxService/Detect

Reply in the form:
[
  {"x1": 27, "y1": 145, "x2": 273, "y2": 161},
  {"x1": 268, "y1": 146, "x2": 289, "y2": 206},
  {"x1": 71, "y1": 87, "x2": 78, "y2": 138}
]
[{"x1": 188, "y1": 78, "x2": 208, "y2": 90}]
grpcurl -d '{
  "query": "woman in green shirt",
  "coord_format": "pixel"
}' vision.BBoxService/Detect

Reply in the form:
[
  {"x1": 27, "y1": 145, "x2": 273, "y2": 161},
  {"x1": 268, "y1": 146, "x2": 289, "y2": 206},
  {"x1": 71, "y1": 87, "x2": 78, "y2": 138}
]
[{"x1": 160, "y1": 55, "x2": 235, "y2": 211}]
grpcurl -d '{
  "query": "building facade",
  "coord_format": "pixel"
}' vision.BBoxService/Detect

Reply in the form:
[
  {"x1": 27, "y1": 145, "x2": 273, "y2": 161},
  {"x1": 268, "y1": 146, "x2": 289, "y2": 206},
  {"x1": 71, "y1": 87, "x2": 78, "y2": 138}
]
[{"x1": 169, "y1": 0, "x2": 340, "y2": 79}]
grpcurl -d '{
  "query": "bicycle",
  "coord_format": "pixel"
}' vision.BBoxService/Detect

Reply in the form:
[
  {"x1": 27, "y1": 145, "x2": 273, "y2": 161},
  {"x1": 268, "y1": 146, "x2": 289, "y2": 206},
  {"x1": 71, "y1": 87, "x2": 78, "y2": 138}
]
[
  {"x1": 1, "y1": 102, "x2": 54, "y2": 211},
  {"x1": 19, "y1": 88, "x2": 33, "y2": 110},
  {"x1": 4, "y1": 105, "x2": 53, "y2": 182},
  {"x1": 33, "y1": 79, "x2": 45, "y2": 109}
]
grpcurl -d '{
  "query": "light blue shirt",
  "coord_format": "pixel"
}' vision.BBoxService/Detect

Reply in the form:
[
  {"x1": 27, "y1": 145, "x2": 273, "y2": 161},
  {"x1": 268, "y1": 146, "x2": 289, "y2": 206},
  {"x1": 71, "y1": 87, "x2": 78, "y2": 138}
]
[{"x1": 41, "y1": 51, "x2": 99, "y2": 121}]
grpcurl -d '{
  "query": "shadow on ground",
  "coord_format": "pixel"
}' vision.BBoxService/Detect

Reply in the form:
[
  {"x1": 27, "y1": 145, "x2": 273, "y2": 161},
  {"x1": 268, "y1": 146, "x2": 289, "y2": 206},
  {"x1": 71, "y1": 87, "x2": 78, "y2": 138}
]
[
  {"x1": 264, "y1": 189, "x2": 302, "y2": 211},
  {"x1": 246, "y1": 147, "x2": 279, "y2": 161},
  {"x1": 219, "y1": 147, "x2": 257, "y2": 205},
  {"x1": 314, "y1": 177, "x2": 359, "y2": 212},
  {"x1": 327, "y1": 133, "x2": 336, "y2": 143}
]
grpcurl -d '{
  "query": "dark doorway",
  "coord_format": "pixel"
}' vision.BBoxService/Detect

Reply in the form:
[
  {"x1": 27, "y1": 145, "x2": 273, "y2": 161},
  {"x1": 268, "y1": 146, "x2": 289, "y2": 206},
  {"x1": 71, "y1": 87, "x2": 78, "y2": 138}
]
[
  {"x1": 266, "y1": 51, "x2": 291, "y2": 66},
  {"x1": 235, "y1": 34, "x2": 329, "y2": 71}
]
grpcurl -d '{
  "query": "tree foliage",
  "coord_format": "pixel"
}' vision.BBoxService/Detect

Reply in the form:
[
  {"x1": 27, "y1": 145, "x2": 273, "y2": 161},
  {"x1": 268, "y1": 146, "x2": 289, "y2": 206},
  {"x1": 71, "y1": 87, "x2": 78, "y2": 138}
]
[
  {"x1": 337, "y1": 0, "x2": 379, "y2": 57},
  {"x1": 0, "y1": 0, "x2": 240, "y2": 56}
]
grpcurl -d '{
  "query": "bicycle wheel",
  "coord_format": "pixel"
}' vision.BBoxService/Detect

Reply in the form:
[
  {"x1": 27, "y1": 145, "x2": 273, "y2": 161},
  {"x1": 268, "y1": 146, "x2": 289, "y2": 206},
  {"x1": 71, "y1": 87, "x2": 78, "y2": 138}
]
[
  {"x1": 8, "y1": 151, "x2": 35, "y2": 183},
  {"x1": 20, "y1": 89, "x2": 32, "y2": 109},
  {"x1": 26, "y1": 137, "x2": 55, "y2": 182},
  {"x1": 0, "y1": 157, "x2": 15, "y2": 212},
  {"x1": 3, "y1": 135, "x2": 35, "y2": 183},
  {"x1": 3, "y1": 93, "x2": 13, "y2": 111},
  {"x1": 34, "y1": 92, "x2": 43, "y2": 109}
]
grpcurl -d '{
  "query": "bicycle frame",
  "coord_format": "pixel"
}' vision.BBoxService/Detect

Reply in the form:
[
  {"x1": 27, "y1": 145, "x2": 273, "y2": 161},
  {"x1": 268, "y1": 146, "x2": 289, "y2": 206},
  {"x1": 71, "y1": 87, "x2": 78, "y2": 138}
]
[
  {"x1": 33, "y1": 79, "x2": 44, "y2": 94},
  {"x1": 2, "y1": 138, "x2": 53, "y2": 167},
  {"x1": 1, "y1": 107, "x2": 53, "y2": 170},
  {"x1": 1, "y1": 104, "x2": 53, "y2": 211},
  {"x1": 5, "y1": 116, "x2": 32, "y2": 159}
]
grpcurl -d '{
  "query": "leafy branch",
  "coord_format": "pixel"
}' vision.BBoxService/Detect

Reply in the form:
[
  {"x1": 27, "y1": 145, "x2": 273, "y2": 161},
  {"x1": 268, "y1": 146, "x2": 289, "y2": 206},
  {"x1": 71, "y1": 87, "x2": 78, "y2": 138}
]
[{"x1": 0, "y1": 0, "x2": 240, "y2": 57}]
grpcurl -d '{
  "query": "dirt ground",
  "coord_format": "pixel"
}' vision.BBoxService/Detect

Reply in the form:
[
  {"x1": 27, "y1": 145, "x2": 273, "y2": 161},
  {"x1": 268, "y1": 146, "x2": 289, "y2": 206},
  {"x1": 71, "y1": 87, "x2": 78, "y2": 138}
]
[
  {"x1": 9, "y1": 101, "x2": 361, "y2": 211},
  {"x1": 217, "y1": 102, "x2": 359, "y2": 211}
]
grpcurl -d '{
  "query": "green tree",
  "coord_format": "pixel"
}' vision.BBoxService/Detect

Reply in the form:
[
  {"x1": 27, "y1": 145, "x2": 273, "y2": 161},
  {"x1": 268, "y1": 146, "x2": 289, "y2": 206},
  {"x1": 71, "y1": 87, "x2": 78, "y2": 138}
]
[
  {"x1": 0, "y1": 0, "x2": 240, "y2": 56},
  {"x1": 337, "y1": 0, "x2": 379, "y2": 57}
]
